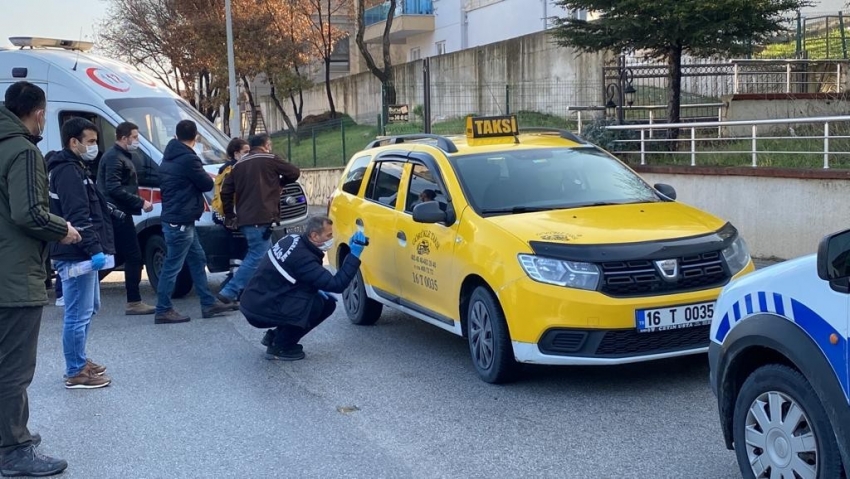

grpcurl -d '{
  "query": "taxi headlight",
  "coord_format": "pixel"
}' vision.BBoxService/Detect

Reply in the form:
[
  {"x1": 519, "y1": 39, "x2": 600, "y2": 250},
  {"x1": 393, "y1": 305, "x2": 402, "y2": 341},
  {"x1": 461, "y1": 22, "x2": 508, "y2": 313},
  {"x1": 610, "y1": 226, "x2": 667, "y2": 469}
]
[
  {"x1": 722, "y1": 236, "x2": 751, "y2": 275},
  {"x1": 518, "y1": 254, "x2": 600, "y2": 291}
]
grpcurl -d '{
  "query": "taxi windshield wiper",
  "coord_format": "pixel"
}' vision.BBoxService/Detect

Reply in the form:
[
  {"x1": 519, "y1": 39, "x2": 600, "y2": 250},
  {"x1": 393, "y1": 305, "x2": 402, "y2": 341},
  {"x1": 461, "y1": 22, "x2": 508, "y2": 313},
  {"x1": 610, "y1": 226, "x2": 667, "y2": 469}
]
[{"x1": 480, "y1": 206, "x2": 561, "y2": 215}]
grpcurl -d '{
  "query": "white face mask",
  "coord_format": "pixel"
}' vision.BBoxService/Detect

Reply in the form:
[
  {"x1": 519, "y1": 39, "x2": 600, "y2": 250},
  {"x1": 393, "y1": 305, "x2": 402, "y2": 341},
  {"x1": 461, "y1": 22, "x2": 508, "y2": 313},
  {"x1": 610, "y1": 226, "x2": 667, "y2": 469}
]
[
  {"x1": 128, "y1": 140, "x2": 140, "y2": 151},
  {"x1": 79, "y1": 144, "x2": 99, "y2": 162},
  {"x1": 318, "y1": 238, "x2": 334, "y2": 252}
]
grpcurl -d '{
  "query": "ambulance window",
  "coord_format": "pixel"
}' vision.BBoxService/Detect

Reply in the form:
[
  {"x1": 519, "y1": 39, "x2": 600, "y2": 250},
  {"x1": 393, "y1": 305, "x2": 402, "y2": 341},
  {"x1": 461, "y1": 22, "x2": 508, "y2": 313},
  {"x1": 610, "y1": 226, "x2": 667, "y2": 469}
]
[
  {"x1": 341, "y1": 155, "x2": 371, "y2": 195},
  {"x1": 405, "y1": 163, "x2": 448, "y2": 213},
  {"x1": 364, "y1": 160, "x2": 404, "y2": 208}
]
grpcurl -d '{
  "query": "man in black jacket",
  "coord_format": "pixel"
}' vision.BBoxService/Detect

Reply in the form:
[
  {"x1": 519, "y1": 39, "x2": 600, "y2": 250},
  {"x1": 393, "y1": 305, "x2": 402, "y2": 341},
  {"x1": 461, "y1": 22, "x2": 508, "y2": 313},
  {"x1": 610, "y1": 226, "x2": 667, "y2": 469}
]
[
  {"x1": 48, "y1": 117, "x2": 116, "y2": 390},
  {"x1": 155, "y1": 120, "x2": 236, "y2": 324},
  {"x1": 240, "y1": 215, "x2": 368, "y2": 360},
  {"x1": 97, "y1": 121, "x2": 156, "y2": 316}
]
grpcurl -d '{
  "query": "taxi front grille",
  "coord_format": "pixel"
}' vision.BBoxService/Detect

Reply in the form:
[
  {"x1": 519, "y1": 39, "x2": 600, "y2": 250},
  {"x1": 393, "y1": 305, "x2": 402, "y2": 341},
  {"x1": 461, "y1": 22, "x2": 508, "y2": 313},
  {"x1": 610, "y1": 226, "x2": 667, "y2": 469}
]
[
  {"x1": 599, "y1": 251, "x2": 729, "y2": 297},
  {"x1": 595, "y1": 325, "x2": 711, "y2": 356},
  {"x1": 279, "y1": 183, "x2": 308, "y2": 222}
]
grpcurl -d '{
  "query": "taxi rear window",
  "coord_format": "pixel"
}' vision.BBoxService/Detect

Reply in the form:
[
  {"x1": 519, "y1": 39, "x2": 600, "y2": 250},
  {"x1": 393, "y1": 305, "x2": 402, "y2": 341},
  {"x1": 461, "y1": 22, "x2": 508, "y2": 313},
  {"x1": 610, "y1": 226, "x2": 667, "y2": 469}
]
[{"x1": 450, "y1": 148, "x2": 661, "y2": 215}]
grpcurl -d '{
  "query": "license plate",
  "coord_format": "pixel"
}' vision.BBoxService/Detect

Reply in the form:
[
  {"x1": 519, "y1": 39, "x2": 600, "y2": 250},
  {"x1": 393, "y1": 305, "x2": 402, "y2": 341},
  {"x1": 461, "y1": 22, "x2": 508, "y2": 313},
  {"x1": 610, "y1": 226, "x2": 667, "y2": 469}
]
[{"x1": 635, "y1": 301, "x2": 715, "y2": 333}]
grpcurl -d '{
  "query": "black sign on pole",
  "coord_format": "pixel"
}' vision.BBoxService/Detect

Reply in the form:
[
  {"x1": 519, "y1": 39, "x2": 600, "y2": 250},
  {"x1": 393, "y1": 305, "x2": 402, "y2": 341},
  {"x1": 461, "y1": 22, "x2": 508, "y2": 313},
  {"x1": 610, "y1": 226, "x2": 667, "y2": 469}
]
[
  {"x1": 423, "y1": 57, "x2": 432, "y2": 134},
  {"x1": 387, "y1": 104, "x2": 410, "y2": 123}
]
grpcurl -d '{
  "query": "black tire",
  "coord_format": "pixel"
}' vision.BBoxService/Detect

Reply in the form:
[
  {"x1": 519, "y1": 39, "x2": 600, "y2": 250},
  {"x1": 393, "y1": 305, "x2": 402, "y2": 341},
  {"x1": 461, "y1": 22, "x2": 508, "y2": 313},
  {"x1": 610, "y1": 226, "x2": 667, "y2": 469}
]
[
  {"x1": 466, "y1": 286, "x2": 520, "y2": 384},
  {"x1": 143, "y1": 233, "x2": 193, "y2": 299},
  {"x1": 342, "y1": 268, "x2": 383, "y2": 325},
  {"x1": 733, "y1": 364, "x2": 844, "y2": 479}
]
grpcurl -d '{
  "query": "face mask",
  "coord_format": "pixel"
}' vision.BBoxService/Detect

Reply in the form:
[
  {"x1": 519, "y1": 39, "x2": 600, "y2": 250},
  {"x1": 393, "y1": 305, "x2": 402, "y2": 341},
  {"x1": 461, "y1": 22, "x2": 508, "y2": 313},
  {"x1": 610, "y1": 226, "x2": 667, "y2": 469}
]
[
  {"x1": 80, "y1": 144, "x2": 99, "y2": 162},
  {"x1": 128, "y1": 140, "x2": 140, "y2": 151},
  {"x1": 29, "y1": 111, "x2": 45, "y2": 144},
  {"x1": 318, "y1": 238, "x2": 334, "y2": 252}
]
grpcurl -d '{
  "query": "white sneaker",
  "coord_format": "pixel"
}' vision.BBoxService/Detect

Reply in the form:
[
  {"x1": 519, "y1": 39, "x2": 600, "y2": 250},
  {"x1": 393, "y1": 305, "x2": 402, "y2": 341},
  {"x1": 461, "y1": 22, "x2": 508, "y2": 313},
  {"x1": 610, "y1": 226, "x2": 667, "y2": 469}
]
[{"x1": 55, "y1": 297, "x2": 64, "y2": 307}]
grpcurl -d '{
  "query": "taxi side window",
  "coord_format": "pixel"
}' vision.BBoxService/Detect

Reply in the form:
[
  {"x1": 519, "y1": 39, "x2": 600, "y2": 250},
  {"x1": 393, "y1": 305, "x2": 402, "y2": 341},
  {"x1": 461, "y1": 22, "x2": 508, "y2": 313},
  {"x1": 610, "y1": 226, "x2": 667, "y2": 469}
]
[
  {"x1": 364, "y1": 160, "x2": 404, "y2": 208},
  {"x1": 405, "y1": 163, "x2": 448, "y2": 213},
  {"x1": 341, "y1": 155, "x2": 371, "y2": 195}
]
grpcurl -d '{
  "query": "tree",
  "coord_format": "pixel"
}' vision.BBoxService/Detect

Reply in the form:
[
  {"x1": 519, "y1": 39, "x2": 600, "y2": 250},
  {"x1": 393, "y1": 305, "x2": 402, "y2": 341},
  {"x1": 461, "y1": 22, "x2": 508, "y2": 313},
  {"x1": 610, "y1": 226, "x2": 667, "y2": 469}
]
[
  {"x1": 296, "y1": 0, "x2": 352, "y2": 118},
  {"x1": 549, "y1": 0, "x2": 810, "y2": 140},
  {"x1": 355, "y1": 0, "x2": 397, "y2": 111}
]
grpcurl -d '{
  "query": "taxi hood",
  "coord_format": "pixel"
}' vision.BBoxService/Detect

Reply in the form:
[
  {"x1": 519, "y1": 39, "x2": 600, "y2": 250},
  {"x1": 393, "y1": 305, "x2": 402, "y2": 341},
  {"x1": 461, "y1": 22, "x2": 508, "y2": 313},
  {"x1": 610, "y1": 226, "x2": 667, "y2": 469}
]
[{"x1": 487, "y1": 201, "x2": 729, "y2": 248}]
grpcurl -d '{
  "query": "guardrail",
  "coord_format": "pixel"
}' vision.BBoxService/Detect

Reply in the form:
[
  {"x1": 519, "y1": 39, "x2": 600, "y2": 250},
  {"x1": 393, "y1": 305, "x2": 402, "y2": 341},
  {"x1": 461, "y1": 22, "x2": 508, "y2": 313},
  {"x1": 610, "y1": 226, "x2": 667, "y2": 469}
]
[
  {"x1": 731, "y1": 59, "x2": 848, "y2": 94},
  {"x1": 364, "y1": 0, "x2": 434, "y2": 27},
  {"x1": 605, "y1": 115, "x2": 850, "y2": 168},
  {"x1": 568, "y1": 103, "x2": 724, "y2": 134}
]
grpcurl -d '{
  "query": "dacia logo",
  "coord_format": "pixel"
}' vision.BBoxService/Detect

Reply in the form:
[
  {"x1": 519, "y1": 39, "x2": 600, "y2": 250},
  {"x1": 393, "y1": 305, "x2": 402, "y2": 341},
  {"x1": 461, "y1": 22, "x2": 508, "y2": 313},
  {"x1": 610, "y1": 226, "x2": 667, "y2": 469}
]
[{"x1": 654, "y1": 259, "x2": 679, "y2": 281}]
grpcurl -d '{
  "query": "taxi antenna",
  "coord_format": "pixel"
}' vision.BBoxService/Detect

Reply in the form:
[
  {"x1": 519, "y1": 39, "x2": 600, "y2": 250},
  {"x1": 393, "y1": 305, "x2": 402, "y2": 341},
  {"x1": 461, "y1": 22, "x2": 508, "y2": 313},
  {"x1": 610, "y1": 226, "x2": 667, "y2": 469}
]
[
  {"x1": 72, "y1": 27, "x2": 83, "y2": 71},
  {"x1": 484, "y1": 83, "x2": 504, "y2": 115}
]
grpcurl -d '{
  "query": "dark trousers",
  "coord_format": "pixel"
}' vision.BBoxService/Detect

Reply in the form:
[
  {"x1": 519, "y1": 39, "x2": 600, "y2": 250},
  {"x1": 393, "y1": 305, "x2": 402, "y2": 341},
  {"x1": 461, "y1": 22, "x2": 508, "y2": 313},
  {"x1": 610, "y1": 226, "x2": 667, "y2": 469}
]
[
  {"x1": 112, "y1": 215, "x2": 143, "y2": 303},
  {"x1": 0, "y1": 307, "x2": 42, "y2": 455},
  {"x1": 274, "y1": 295, "x2": 336, "y2": 348}
]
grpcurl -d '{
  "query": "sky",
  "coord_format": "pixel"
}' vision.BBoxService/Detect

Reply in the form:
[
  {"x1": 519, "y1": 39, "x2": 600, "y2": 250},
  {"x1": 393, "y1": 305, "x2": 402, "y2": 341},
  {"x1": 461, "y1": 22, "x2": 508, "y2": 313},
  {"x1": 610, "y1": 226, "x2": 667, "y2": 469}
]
[{"x1": 0, "y1": 0, "x2": 109, "y2": 48}]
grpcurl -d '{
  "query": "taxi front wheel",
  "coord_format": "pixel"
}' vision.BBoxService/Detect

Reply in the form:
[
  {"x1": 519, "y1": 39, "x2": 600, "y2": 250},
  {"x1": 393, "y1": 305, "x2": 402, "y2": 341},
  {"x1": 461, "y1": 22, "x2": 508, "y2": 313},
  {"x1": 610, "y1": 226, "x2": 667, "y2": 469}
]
[
  {"x1": 343, "y1": 269, "x2": 383, "y2": 326},
  {"x1": 732, "y1": 364, "x2": 843, "y2": 479},
  {"x1": 466, "y1": 286, "x2": 520, "y2": 384}
]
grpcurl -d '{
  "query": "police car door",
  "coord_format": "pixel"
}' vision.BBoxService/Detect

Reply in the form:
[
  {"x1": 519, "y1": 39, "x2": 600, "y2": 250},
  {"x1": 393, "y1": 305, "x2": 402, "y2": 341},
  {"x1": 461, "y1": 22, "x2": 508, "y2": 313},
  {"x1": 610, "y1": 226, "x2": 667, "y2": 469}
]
[{"x1": 394, "y1": 153, "x2": 459, "y2": 326}]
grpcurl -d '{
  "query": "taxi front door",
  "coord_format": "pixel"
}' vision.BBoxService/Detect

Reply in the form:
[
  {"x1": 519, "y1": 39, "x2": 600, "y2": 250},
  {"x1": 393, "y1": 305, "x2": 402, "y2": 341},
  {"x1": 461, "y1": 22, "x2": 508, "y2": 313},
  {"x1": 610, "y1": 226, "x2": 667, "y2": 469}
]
[{"x1": 393, "y1": 158, "x2": 459, "y2": 326}]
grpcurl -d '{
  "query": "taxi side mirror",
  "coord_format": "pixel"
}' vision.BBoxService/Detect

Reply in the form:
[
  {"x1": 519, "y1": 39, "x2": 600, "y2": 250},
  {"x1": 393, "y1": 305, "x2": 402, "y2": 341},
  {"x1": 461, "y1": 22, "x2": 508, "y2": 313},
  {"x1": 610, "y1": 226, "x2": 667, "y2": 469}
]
[
  {"x1": 654, "y1": 183, "x2": 677, "y2": 201},
  {"x1": 412, "y1": 201, "x2": 446, "y2": 224},
  {"x1": 817, "y1": 228, "x2": 850, "y2": 283}
]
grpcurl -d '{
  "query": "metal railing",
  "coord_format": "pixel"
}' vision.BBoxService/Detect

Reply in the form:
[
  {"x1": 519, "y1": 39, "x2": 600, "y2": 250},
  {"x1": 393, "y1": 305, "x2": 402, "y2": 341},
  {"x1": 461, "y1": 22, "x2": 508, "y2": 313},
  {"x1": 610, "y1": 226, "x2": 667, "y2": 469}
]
[
  {"x1": 605, "y1": 115, "x2": 850, "y2": 168},
  {"x1": 568, "y1": 103, "x2": 725, "y2": 133},
  {"x1": 731, "y1": 59, "x2": 849, "y2": 94},
  {"x1": 364, "y1": 0, "x2": 434, "y2": 27}
]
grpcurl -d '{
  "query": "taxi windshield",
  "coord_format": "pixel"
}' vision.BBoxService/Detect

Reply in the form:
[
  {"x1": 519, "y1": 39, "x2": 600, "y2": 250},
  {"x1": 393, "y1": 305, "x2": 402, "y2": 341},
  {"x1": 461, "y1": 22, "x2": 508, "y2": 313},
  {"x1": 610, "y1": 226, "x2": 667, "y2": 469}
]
[
  {"x1": 451, "y1": 147, "x2": 662, "y2": 215},
  {"x1": 104, "y1": 97, "x2": 228, "y2": 165}
]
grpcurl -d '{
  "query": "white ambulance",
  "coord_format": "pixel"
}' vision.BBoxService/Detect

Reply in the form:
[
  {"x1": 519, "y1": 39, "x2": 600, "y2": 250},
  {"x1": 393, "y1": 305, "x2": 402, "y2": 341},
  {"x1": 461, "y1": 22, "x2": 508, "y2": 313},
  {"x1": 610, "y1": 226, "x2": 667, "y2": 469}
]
[
  {"x1": 0, "y1": 37, "x2": 308, "y2": 297},
  {"x1": 709, "y1": 229, "x2": 850, "y2": 478}
]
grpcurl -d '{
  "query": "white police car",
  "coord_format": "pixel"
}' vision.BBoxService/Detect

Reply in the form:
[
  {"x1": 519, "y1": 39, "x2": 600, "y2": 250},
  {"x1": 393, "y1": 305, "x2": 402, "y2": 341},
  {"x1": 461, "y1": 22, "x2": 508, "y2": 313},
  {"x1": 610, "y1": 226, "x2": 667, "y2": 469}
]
[{"x1": 709, "y1": 229, "x2": 850, "y2": 478}]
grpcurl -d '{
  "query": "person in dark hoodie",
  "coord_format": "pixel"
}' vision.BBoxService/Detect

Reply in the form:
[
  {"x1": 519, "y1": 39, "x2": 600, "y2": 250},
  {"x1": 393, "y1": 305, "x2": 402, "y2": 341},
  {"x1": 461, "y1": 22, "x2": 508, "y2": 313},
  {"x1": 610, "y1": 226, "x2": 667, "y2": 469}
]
[
  {"x1": 0, "y1": 81, "x2": 77, "y2": 478},
  {"x1": 155, "y1": 120, "x2": 236, "y2": 324},
  {"x1": 48, "y1": 117, "x2": 116, "y2": 390}
]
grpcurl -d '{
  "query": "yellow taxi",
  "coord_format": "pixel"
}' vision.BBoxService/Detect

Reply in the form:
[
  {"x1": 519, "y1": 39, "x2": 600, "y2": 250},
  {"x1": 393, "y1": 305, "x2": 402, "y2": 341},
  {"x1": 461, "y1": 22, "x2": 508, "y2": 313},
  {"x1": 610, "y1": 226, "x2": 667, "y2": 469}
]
[{"x1": 327, "y1": 115, "x2": 755, "y2": 383}]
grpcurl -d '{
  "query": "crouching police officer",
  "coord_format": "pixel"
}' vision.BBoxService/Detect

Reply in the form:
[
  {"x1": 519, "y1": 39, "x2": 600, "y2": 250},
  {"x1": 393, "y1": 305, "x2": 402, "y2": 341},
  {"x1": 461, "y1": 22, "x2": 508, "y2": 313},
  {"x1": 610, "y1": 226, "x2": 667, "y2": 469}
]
[{"x1": 239, "y1": 215, "x2": 368, "y2": 360}]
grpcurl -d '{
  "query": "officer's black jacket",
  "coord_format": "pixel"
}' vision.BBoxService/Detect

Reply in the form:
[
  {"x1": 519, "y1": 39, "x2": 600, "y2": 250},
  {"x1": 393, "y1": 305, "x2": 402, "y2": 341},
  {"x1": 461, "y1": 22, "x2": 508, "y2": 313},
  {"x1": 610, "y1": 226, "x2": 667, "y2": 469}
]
[{"x1": 239, "y1": 233, "x2": 361, "y2": 329}]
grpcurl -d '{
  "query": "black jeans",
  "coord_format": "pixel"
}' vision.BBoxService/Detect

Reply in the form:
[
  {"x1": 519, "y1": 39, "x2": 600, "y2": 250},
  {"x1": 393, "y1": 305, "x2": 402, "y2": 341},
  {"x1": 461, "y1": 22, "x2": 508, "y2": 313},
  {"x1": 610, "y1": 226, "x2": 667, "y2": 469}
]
[
  {"x1": 112, "y1": 215, "x2": 143, "y2": 303},
  {"x1": 274, "y1": 295, "x2": 337, "y2": 348},
  {"x1": 0, "y1": 307, "x2": 42, "y2": 455}
]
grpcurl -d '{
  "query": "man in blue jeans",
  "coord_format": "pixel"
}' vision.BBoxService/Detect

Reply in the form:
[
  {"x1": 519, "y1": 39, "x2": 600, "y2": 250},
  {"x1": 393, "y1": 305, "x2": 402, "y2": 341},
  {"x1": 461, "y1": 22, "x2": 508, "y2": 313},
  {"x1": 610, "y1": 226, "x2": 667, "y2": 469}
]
[
  {"x1": 154, "y1": 120, "x2": 236, "y2": 324},
  {"x1": 217, "y1": 133, "x2": 300, "y2": 305}
]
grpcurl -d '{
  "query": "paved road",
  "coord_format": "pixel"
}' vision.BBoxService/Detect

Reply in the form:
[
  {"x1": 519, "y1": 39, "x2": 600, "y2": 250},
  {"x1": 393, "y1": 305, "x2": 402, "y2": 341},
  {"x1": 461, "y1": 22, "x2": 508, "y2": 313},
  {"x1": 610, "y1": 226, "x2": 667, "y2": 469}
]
[{"x1": 26, "y1": 258, "x2": 781, "y2": 478}]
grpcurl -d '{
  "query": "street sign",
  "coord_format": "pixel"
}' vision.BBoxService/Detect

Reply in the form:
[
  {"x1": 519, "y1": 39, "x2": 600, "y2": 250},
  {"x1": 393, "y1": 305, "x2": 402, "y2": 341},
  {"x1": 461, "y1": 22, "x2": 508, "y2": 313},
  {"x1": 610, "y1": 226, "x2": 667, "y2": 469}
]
[{"x1": 388, "y1": 104, "x2": 410, "y2": 123}]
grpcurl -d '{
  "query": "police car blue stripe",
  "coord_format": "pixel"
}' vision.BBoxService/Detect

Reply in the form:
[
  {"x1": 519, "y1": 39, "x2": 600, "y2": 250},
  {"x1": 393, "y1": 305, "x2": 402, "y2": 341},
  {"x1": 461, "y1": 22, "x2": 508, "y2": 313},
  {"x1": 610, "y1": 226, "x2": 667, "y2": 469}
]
[
  {"x1": 733, "y1": 302, "x2": 741, "y2": 321},
  {"x1": 745, "y1": 294, "x2": 754, "y2": 315},
  {"x1": 774, "y1": 293, "x2": 785, "y2": 316},
  {"x1": 789, "y1": 299, "x2": 849, "y2": 401},
  {"x1": 715, "y1": 313, "x2": 731, "y2": 343},
  {"x1": 758, "y1": 291, "x2": 768, "y2": 312}
]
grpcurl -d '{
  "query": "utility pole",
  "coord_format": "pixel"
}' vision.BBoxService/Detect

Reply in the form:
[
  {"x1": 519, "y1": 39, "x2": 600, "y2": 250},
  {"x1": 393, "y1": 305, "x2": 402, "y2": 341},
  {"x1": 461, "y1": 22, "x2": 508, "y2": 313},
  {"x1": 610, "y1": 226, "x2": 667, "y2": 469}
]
[{"x1": 225, "y1": 0, "x2": 241, "y2": 138}]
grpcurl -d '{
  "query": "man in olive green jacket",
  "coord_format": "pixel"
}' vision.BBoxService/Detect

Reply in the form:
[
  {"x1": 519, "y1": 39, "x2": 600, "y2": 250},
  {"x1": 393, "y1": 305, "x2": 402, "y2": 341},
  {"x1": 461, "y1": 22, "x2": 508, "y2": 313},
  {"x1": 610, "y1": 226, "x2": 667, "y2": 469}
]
[{"x1": 0, "y1": 81, "x2": 80, "y2": 477}]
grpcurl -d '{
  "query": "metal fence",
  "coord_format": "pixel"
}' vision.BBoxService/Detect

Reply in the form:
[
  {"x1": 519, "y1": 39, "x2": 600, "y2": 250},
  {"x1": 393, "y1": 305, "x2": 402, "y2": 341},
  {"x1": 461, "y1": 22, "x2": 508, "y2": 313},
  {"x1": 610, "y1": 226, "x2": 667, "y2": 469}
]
[{"x1": 732, "y1": 59, "x2": 848, "y2": 94}]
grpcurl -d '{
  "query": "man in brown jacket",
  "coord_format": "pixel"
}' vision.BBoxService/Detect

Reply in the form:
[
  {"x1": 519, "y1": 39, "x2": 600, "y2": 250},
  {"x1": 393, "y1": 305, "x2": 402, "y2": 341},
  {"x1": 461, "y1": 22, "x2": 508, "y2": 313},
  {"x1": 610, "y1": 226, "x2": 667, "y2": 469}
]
[{"x1": 217, "y1": 133, "x2": 300, "y2": 304}]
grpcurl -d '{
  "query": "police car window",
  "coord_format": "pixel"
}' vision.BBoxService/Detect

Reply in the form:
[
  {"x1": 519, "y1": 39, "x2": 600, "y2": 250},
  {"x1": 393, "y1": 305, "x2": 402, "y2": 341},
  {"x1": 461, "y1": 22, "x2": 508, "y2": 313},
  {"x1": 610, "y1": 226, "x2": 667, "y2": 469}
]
[
  {"x1": 451, "y1": 147, "x2": 661, "y2": 214},
  {"x1": 364, "y1": 161, "x2": 404, "y2": 208},
  {"x1": 405, "y1": 164, "x2": 448, "y2": 213},
  {"x1": 342, "y1": 155, "x2": 371, "y2": 195}
]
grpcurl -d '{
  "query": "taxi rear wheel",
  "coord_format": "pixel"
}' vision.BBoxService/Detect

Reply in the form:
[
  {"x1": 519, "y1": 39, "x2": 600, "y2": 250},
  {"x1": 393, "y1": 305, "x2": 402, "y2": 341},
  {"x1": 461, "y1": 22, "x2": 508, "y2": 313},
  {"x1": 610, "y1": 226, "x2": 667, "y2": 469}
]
[
  {"x1": 343, "y1": 269, "x2": 382, "y2": 326},
  {"x1": 732, "y1": 364, "x2": 843, "y2": 479},
  {"x1": 466, "y1": 286, "x2": 520, "y2": 384}
]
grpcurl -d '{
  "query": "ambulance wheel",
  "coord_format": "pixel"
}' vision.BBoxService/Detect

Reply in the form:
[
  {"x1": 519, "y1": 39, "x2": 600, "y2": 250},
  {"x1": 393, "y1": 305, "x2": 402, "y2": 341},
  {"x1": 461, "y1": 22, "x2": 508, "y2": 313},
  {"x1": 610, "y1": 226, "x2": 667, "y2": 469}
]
[
  {"x1": 343, "y1": 269, "x2": 382, "y2": 325},
  {"x1": 466, "y1": 286, "x2": 520, "y2": 384},
  {"x1": 733, "y1": 364, "x2": 843, "y2": 479},
  {"x1": 144, "y1": 234, "x2": 194, "y2": 299}
]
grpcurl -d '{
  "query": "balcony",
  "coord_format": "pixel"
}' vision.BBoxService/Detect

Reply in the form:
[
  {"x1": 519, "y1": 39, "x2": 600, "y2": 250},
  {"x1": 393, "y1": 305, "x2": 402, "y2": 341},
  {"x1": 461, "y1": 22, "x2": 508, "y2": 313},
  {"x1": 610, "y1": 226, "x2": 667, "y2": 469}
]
[{"x1": 362, "y1": 0, "x2": 435, "y2": 44}]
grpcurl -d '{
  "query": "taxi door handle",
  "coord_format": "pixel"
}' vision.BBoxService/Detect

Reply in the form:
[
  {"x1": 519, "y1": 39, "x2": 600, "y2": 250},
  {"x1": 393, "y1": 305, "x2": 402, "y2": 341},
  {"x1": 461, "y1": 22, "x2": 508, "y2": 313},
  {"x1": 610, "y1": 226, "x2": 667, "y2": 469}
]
[{"x1": 397, "y1": 231, "x2": 406, "y2": 241}]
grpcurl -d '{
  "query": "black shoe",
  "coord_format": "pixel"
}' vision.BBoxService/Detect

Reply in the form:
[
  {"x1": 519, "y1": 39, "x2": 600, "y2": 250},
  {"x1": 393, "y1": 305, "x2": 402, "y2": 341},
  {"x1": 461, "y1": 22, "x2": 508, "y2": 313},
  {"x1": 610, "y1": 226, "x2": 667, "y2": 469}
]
[
  {"x1": 31, "y1": 434, "x2": 40, "y2": 448},
  {"x1": 265, "y1": 344, "x2": 306, "y2": 361},
  {"x1": 154, "y1": 309, "x2": 190, "y2": 324},
  {"x1": 0, "y1": 445, "x2": 67, "y2": 477},
  {"x1": 261, "y1": 330, "x2": 303, "y2": 352},
  {"x1": 202, "y1": 300, "x2": 238, "y2": 318},
  {"x1": 216, "y1": 293, "x2": 238, "y2": 307}
]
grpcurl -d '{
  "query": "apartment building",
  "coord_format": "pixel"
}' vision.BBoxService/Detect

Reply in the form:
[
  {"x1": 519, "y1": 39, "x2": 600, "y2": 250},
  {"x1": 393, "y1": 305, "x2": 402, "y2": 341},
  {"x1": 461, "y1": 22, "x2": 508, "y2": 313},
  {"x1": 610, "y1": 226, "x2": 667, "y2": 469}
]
[{"x1": 355, "y1": 0, "x2": 584, "y2": 68}]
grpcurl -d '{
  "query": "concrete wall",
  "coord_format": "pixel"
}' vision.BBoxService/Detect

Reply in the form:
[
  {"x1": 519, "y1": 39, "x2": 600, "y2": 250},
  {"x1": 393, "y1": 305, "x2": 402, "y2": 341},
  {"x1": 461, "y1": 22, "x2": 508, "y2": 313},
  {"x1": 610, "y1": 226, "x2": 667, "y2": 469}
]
[
  {"x1": 298, "y1": 166, "x2": 850, "y2": 260},
  {"x1": 722, "y1": 94, "x2": 850, "y2": 136},
  {"x1": 256, "y1": 30, "x2": 607, "y2": 132}
]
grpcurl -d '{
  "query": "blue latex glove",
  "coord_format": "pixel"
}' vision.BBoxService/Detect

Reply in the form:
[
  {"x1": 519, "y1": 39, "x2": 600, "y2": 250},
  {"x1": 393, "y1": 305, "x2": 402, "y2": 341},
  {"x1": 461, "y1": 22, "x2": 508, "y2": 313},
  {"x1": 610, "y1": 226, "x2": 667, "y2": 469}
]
[
  {"x1": 91, "y1": 253, "x2": 106, "y2": 271},
  {"x1": 319, "y1": 290, "x2": 337, "y2": 302},
  {"x1": 349, "y1": 231, "x2": 367, "y2": 258}
]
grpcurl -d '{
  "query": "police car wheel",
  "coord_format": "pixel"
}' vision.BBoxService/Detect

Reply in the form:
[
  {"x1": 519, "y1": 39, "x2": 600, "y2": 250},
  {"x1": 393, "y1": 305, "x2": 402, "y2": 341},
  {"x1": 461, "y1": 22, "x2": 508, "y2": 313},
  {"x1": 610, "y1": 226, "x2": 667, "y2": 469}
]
[
  {"x1": 733, "y1": 364, "x2": 843, "y2": 479},
  {"x1": 343, "y1": 269, "x2": 382, "y2": 326},
  {"x1": 466, "y1": 286, "x2": 519, "y2": 384}
]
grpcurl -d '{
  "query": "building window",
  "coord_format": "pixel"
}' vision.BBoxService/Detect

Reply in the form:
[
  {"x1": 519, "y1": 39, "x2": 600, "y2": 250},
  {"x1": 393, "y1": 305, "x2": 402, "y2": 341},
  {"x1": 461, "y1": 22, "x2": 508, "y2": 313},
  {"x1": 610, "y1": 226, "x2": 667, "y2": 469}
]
[
  {"x1": 435, "y1": 41, "x2": 446, "y2": 55},
  {"x1": 410, "y1": 47, "x2": 421, "y2": 61}
]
